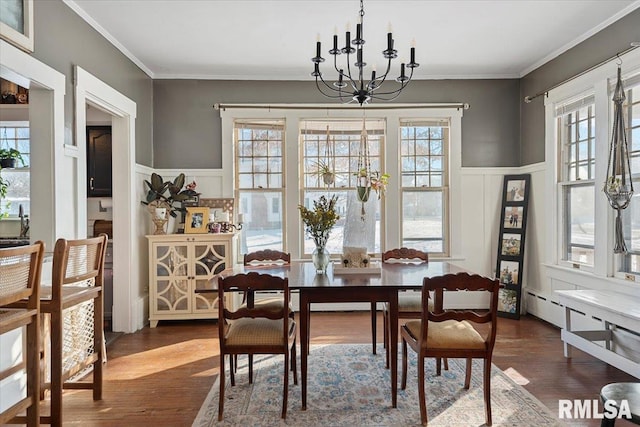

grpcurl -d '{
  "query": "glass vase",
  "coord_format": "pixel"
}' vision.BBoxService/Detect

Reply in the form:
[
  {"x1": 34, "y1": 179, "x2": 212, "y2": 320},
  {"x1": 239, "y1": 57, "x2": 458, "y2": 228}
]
[{"x1": 312, "y1": 246, "x2": 331, "y2": 274}]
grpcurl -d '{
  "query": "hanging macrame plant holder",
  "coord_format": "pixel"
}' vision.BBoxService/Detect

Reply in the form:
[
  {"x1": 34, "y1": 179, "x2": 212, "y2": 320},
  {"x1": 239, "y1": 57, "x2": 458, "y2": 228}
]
[
  {"x1": 356, "y1": 118, "x2": 372, "y2": 217},
  {"x1": 603, "y1": 65, "x2": 634, "y2": 253},
  {"x1": 322, "y1": 126, "x2": 336, "y2": 186}
]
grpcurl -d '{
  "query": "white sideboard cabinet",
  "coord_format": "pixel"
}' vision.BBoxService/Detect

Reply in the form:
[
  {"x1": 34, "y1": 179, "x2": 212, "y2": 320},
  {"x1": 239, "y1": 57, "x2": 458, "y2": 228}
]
[{"x1": 147, "y1": 233, "x2": 238, "y2": 327}]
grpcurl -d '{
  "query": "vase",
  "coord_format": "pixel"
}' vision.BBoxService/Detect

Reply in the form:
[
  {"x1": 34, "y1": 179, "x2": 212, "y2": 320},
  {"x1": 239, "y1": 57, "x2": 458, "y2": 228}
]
[{"x1": 312, "y1": 246, "x2": 331, "y2": 274}]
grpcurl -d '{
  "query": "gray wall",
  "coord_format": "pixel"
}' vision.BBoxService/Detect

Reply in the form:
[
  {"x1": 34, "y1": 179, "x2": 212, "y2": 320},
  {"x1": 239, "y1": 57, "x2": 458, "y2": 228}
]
[
  {"x1": 520, "y1": 7, "x2": 640, "y2": 165},
  {"x1": 32, "y1": 0, "x2": 153, "y2": 166},
  {"x1": 153, "y1": 79, "x2": 520, "y2": 169}
]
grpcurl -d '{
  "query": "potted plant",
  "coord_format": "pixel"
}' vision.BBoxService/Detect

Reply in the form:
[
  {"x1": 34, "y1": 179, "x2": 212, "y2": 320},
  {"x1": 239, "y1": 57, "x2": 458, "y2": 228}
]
[
  {"x1": 314, "y1": 160, "x2": 336, "y2": 185},
  {"x1": 141, "y1": 172, "x2": 190, "y2": 217},
  {"x1": 0, "y1": 148, "x2": 25, "y2": 169}
]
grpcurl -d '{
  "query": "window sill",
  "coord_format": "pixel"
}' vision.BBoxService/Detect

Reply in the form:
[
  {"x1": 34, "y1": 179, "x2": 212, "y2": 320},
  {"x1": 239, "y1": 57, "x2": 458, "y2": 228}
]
[{"x1": 543, "y1": 263, "x2": 639, "y2": 297}]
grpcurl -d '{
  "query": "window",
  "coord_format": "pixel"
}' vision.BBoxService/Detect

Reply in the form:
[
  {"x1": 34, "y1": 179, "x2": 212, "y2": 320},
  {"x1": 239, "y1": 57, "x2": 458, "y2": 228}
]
[
  {"x1": 299, "y1": 119, "x2": 384, "y2": 255},
  {"x1": 400, "y1": 120, "x2": 449, "y2": 255},
  {"x1": 620, "y1": 80, "x2": 640, "y2": 273},
  {"x1": 557, "y1": 98, "x2": 596, "y2": 267},
  {"x1": 0, "y1": 123, "x2": 30, "y2": 218},
  {"x1": 234, "y1": 120, "x2": 285, "y2": 254}
]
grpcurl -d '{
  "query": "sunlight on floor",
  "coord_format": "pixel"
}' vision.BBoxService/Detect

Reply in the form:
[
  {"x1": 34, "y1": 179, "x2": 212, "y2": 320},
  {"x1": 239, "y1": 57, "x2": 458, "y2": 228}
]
[{"x1": 503, "y1": 366, "x2": 530, "y2": 385}]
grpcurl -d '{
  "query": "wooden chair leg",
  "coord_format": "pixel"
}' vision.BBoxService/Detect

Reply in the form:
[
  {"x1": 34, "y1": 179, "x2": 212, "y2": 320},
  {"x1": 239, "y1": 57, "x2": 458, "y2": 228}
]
[
  {"x1": 291, "y1": 341, "x2": 298, "y2": 385},
  {"x1": 51, "y1": 310, "x2": 63, "y2": 427},
  {"x1": 418, "y1": 353, "x2": 428, "y2": 426},
  {"x1": 401, "y1": 338, "x2": 408, "y2": 390},
  {"x1": 218, "y1": 353, "x2": 225, "y2": 421},
  {"x1": 282, "y1": 353, "x2": 289, "y2": 419},
  {"x1": 229, "y1": 354, "x2": 235, "y2": 386},
  {"x1": 436, "y1": 354, "x2": 442, "y2": 376},
  {"x1": 444, "y1": 358, "x2": 449, "y2": 371},
  {"x1": 484, "y1": 357, "x2": 492, "y2": 426},
  {"x1": 248, "y1": 354, "x2": 254, "y2": 384},
  {"x1": 370, "y1": 301, "x2": 377, "y2": 354},
  {"x1": 93, "y1": 292, "x2": 104, "y2": 400},
  {"x1": 464, "y1": 357, "x2": 472, "y2": 389},
  {"x1": 26, "y1": 312, "x2": 40, "y2": 426}
]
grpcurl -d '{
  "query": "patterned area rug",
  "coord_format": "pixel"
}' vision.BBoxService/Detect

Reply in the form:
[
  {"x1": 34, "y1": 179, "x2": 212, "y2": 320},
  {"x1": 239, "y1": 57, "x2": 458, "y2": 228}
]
[{"x1": 193, "y1": 344, "x2": 562, "y2": 426}]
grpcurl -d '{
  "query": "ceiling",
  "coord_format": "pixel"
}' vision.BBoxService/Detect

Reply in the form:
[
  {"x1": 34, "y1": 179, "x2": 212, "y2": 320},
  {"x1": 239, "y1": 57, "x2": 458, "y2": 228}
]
[{"x1": 65, "y1": 0, "x2": 640, "y2": 80}]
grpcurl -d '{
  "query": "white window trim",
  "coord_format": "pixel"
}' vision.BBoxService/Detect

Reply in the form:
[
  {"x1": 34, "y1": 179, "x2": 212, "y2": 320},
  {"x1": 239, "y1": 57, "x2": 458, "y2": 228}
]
[
  {"x1": 544, "y1": 47, "x2": 640, "y2": 280},
  {"x1": 220, "y1": 104, "x2": 463, "y2": 260}
]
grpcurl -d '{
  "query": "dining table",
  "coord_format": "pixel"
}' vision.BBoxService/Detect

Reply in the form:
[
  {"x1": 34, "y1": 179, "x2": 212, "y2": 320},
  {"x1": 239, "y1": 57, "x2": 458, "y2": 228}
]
[{"x1": 200, "y1": 259, "x2": 467, "y2": 410}]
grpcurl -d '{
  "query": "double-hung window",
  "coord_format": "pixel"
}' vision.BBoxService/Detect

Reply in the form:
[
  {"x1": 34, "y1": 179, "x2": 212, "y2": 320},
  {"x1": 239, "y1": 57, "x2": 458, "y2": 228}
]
[
  {"x1": 234, "y1": 120, "x2": 285, "y2": 254},
  {"x1": 299, "y1": 119, "x2": 384, "y2": 255},
  {"x1": 556, "y1": 96, "x2": 596, "y2": 267},
  {"x1": 0, "y1": 123, "x2": 30, "y2": 217},
  {"x1": 399, "y1": 120, "x2": 449, "y2": 255}
]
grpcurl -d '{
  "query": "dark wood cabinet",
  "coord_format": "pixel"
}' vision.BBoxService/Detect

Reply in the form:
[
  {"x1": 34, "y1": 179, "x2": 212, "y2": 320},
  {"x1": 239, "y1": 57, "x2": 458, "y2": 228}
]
[{"x1": 86, "y1": 126, "x2": 112, "y2": 197}]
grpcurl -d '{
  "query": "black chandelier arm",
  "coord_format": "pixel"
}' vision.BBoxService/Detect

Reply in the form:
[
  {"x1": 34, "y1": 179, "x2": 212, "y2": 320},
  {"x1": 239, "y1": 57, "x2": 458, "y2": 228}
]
[
  {"x1": 367, "y1": 56, "x2": 394, "y2": 91},
  {"x1": 369, "y1": 67, "x2": 415, "y2": 97},
  {"x1": 314, "y1": 78, "x2": 354, "y2": 103}
]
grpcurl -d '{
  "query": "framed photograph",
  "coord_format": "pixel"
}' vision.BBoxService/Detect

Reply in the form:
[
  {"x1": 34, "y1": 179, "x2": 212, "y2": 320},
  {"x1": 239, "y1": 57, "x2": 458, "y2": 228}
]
[
  {"x1": 505, "y1": 178, "x2": 526, "y2": 202},
  {"x1": 503, "y1": 206, "x2": 524, "y2": 229},
  {"x1": 497, "y1": 288, "x2": 519, "y2": 315},
  {"x1": 0, "y1": 0, "x2": 34, "y2": 52},
  {"x1": 185, "y1": 207, "x2": 209, "y2": 234},
  {"x1": 501, "y1": 233, "x2": 521, "y2": 256},
  {"x1": 498, "y1": 260, "x2": 520, "y2": 285}
]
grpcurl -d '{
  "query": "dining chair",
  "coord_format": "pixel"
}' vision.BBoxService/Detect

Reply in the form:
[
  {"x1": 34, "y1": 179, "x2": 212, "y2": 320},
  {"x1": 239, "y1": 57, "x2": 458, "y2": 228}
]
[
  {"x1": 217, "y1": 272, "x2": 297, "y2": 420},
  {"x1": 400, "y1": 272, "x2": 499, "y2": 426},
  {"x1": 238, "y1": 250, "x2": 293, "y2": 382},
  {"x1": 371, "y1": 248, "x2": 433, "y2": 368},
  {"x1": 0, "y1": 242, "x2": 44, "y2": 426},
  {"x1": 39, "y1": 234, "x2": 107, "y2": 426}
]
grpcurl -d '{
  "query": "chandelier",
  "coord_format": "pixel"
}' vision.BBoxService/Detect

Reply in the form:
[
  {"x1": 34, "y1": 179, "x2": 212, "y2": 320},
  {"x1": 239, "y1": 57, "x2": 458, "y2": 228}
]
[{"x1": 311, "y1": 0, "x2": 419, "y2": 106}]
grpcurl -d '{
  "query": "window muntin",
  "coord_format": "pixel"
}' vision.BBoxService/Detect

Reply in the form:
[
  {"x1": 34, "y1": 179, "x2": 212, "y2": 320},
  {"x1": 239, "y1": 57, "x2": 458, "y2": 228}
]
[
  {"x1": 300, "y1": 119, "x2": 384, "y2": 255},
  {"x1": 0, "y1": 124, "x2": 30, "y2": 217},
  {"x1": 558, "y1": 102, "x2": 595, "y2": 267},
  {"x1": 234, "y1": 120, "x2": 285, "y2": 254},
  {"x1": 400, "y1": 122, "x2": 449, "y2": 255}
]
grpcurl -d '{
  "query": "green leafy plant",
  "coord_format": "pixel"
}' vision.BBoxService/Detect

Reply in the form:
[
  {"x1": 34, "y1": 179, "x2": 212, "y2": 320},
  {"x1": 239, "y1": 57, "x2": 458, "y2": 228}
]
[
  {"x1": 141, "y1": 172, "x2": 190, "y2": 217},
  {"x1": 0, "y1": 148, "x2": 25, "y2": 166},
  {"x1": 314, "y1": 160, "x2": 336, "y2": 185},
  {"x1": 0, "y1": 166, "x2": 8, "y2": 219},
  {"x1": 298, "y1": 195, "x2": 340, "y2": 248}
]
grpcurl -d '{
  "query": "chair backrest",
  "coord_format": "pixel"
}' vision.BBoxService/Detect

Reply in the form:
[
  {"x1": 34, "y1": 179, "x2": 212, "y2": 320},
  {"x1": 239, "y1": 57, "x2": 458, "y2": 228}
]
[
  {"x1": 382, "y1": 247, "x2": 428, "y2": 263},
  {"x1": 421, "y1": 272, "x2": 500, "y2": 349},
  {"x1": 0, "y1": 241, "x2": 45, "y2": 308},
  {"x1": 52, "y1": 234, "x2": 108, "y2": 300},
  {"x1": 244, "y1": 249, "x2": 291, "y2": 266}
]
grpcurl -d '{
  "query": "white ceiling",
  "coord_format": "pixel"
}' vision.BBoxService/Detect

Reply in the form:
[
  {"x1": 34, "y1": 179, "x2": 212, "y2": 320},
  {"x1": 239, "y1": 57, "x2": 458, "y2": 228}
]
[{"x1": 65, "y1": 0, "x2": 640, "y2": 80}]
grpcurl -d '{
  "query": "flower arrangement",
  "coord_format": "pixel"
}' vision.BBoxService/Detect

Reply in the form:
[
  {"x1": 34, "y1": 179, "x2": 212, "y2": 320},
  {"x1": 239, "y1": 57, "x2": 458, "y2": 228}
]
[{"x1": 298, "y1": 194, "x2": 340, "y2": 248}]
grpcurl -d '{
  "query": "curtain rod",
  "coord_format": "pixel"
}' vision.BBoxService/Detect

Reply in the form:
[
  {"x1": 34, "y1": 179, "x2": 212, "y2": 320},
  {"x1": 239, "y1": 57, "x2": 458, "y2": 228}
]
[
  {"x1": 524, "y1": 43, "x2": 640, "y2": 103},
  {"x1": 213, "y1": 103, "x2": 470, "y2": 111}
]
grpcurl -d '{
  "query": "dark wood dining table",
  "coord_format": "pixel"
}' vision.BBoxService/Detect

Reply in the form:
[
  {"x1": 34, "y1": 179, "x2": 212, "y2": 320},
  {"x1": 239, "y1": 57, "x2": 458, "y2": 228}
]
[{"x1": 199, "y1": 259, "x2": 467, "y2": 410}]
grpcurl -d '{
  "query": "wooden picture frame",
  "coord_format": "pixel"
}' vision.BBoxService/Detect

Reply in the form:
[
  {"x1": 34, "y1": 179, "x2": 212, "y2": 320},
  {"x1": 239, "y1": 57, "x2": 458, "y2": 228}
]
[
  {"x1": 0, "y1": 0, "x2": 34, "y2": 52},
  {"x1": 495, "y1": 173, "x2": 530, "y2": 319},
  {"x1": 185, "y1": 207, "x2": 209, "y2": 234}
]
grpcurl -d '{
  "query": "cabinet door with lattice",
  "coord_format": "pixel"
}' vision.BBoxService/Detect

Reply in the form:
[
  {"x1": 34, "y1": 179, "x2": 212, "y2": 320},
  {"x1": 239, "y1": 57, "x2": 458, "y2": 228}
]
[
  {"x1": 151, "y1": 242, "x2": 191, "y2": 318},
  {"x1": 192, "y1": 240, "x2": 229, "y2": 313}
]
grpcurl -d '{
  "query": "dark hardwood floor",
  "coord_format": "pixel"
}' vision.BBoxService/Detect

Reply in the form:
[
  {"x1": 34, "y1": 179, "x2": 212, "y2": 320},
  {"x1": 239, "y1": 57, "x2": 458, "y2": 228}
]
[{"x1": 39, "y1": 313, "x2": 635, "y2": 426}]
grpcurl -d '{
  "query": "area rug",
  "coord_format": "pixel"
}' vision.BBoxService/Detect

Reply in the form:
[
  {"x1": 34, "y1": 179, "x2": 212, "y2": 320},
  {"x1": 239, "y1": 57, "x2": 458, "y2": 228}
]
[{"x1": 193, "y1": 344, "x2": 562, "y2": 426}]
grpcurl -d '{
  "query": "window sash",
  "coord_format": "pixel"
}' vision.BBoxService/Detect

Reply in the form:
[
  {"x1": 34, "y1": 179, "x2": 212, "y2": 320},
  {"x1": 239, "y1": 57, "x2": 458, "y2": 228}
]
[{"x1": 399, "y1": 123, "x2": 449, "y2": 256}]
